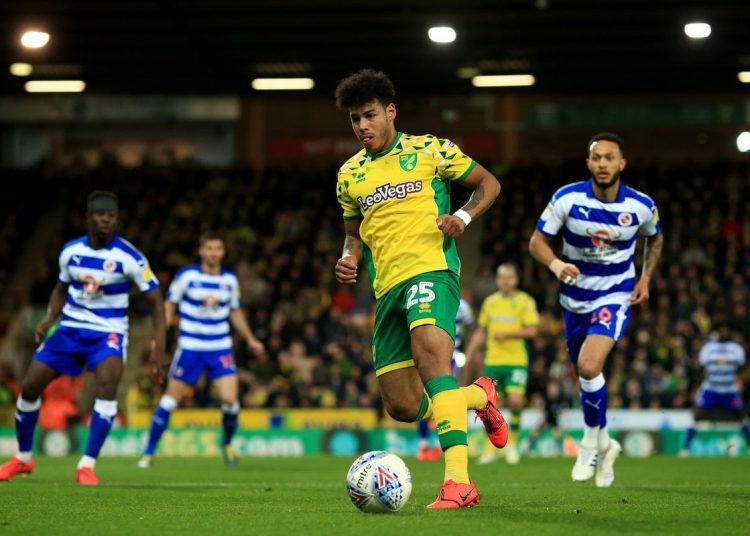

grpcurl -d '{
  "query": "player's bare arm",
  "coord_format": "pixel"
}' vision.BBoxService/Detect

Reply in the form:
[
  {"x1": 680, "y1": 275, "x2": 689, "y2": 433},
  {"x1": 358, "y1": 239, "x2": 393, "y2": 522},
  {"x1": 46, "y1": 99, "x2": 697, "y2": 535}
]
[
  {"x1": 164, "y1": 299, "x2": 176, "y2": 326},
  {"x1": 335, "y1": 219, "x2": 363, "y2": 284},
  {"x1": 529, "y1": 229, "x2": 581, "y2": 284},
  {"x1": 144, "y1": 289, "x2": 169, "y2": 384},
  {"x1": 437, "y1": 162, "x2": 501, "y2": 238},
  {"x1": 632, "y1": 232, "x2": 664, "y2": 305},
  {"x1": 229, "y1": 308, "x2": 265, "y2": 355},
  {"x1": 35, "y1": 282, "x2": 68, "y2": 343},
  {"x1": 464, "y1": 326, "x2": 487, "y2": 367},
  {"x1": 494, "y1": 324, "x2": 539, "y2": 341}
]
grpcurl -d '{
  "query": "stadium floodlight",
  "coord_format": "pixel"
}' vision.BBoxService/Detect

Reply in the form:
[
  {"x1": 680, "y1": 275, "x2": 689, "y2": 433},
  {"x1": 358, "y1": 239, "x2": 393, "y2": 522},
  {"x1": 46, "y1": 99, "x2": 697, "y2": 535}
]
[
  {"x1": 737, "y1": 132, "x2": 750, "y2": 153},
  {"x1": 684, "y1": 22, "x2": 711, "y2": 39},
  {"x1": 428, "y1": 26, "x2": 457, "y2": 44},
  {"x1": 251, "y1": 78, "x2": 315, "y2": 90},
  {"x1": 24, "y1": 80, "x2": 86, "y2": 93},
  {"x1": 21, "y1": 31, "x2": 50, "y2": 48},
  {"x1": 472, "y1": 74, "x2": 536, "y2": 87},
  {"x1": 10, "y1": 63, "x2": 33, "y2": 76},
  {"x1": 738, "y1": 71, "x2": 750, "y2": 83}
]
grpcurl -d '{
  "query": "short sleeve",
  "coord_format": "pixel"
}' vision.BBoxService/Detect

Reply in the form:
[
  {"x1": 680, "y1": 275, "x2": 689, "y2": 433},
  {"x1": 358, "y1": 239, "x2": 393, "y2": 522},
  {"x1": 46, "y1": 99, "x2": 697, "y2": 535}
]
[
  {"x1": 230, "y1": 274, "x2": 241, "y2": 309},
  {"x1": 639, "y1": 204, "x2": 661, "y2": 238},
  {"x1": 536, "y1": 190, "x2": 568, "y2": 237},
  {"x1": 166, "y1": 271, "x2": 187, "y2": 303},
  {"x1": 521, "y1": 294, "x2": 540, "y2": 327},
  {"x1": 478, "y1": 300, "x2": 490, "y2": 329},
  {"x1": 58, "y1": 248, "x2": 72, "y2": 284},
  {"x1": 336, "y1": 172, "x2": 363, "y2": 220},
  {"x1": 698, "y1": 343, "x2": 710, "y2": 366},
  {"x1": 128, "y1": 255, "x2": 159, "y2": 294},
  {"x1": 433, "y1": 138, "x2": 476, "y2": 183}
]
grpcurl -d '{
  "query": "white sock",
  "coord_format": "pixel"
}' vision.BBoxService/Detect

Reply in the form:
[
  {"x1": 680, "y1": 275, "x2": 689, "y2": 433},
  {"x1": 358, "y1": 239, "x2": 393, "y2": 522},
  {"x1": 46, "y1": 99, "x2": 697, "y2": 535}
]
[
  {"x1": 598, "y1": 425, "x2": 611, "y2": 451},
  {"x1": 17, "y1": 451, "x2": 32, "y2": 463},
  {"x1": 77, "y1": 455, "x2": 97, "y2": 469},
  {"x1": 17, "y1": 397, "x2": 42, "y2": 412},
  {"x1": 581, "y1": 425, "x2": 599, "y2": 450},
  {"x1": 220, "y1": 401, "x2": 240, "y2": 414},
  {"x1": 160, "y1": 394, "x2": 178, "y2": 412}
]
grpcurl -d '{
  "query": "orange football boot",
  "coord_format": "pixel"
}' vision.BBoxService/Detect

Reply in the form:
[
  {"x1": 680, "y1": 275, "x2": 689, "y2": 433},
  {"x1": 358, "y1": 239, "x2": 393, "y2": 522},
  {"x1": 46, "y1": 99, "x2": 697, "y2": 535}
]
[
  {"x1": 473, "y1": 377, "x2": 508, "y2": 448},
  {"x1": 76, "y1": 466, "x2": 100, "y2": 486},
  {"x1": 0, "y1": 457, "x2": 35, "y2": 481},
  {"x1": 426, "y1": 480, "x2": 480, "y2": 509}
]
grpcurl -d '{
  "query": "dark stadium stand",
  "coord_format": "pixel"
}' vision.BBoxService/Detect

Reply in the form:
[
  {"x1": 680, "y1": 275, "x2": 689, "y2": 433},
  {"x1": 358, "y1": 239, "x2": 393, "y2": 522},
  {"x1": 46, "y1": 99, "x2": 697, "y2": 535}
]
[{"x1": 1, "y1": 161, "x2": 749, "y2": 415}]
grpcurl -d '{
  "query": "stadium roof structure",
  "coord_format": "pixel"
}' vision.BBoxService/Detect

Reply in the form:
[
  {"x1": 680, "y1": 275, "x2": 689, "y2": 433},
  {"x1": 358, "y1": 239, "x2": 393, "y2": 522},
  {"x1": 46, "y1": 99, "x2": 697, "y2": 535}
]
[{"x1": 1, "y1": 0, "x2": 749, "y2": 96}]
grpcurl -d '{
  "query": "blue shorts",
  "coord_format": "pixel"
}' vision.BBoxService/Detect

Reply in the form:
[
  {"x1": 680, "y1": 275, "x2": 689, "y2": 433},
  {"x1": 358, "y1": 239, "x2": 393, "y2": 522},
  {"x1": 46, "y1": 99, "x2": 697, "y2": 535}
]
[
  {"x1": 169, "y1": 348, "x2": 237, "y2": 385},
  {"x1": 563, "y1": 304, "x2": 631, "y2": 364},
  {"x1": 34, "y1": 325, "x2": 126, "y2": 377},
  {"x1": 696, "y1": 389, "x2": 744, "y2": 412}
]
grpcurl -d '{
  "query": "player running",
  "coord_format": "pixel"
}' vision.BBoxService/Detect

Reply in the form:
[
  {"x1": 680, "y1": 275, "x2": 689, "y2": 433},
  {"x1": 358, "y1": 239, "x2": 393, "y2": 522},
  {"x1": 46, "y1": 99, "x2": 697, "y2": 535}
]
[
  {"x1": 529, "y1": 133, "x2": 663, "y2": 487},
  {"x1": 0, "y1": 191, "x2": 168, "y2": 485},
  {"x1": 417, "y1": 297, "x2": 475, "y2": 462},
  {"x1": 334, "y1": 68, "x2": 505, "y2": 508}
]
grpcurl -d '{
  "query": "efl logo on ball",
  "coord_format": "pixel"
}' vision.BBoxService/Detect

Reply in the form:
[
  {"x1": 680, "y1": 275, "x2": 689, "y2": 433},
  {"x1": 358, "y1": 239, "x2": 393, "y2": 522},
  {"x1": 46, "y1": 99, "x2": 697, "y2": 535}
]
[{"x1": 346, "y1": 451, "x2": 412, "y2": 513}]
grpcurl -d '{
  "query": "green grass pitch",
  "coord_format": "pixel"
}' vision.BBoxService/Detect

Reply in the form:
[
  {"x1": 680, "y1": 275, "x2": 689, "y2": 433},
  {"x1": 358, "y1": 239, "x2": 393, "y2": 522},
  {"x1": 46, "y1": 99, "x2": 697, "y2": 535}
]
[{"x1": 2, "y1": 456, "x2": 749, "y2": 535}]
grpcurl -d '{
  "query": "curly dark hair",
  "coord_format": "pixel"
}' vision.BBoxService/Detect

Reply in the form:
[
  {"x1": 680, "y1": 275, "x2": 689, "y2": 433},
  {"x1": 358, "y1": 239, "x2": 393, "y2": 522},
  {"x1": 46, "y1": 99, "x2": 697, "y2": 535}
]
[{"x1": 334, "y1": 68, "x2": 395, "y2": 110}]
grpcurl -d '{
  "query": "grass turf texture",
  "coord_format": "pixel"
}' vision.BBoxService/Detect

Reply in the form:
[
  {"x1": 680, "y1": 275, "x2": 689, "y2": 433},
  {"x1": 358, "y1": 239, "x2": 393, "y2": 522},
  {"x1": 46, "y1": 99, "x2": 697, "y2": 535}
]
[{"x1": 1, "y1": 456, "x2": 749, "y2": 535}]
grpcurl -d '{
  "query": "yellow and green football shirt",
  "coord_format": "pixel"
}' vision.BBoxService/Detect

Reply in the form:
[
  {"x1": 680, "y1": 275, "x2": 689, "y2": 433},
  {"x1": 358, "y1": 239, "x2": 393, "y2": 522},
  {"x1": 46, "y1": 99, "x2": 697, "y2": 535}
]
[
  {"x1": 336, "y1": 132, "x2": 476, "y2": 299},
  {"x1": 477, "y1": 290, "x2": 539, "y2": 366}
]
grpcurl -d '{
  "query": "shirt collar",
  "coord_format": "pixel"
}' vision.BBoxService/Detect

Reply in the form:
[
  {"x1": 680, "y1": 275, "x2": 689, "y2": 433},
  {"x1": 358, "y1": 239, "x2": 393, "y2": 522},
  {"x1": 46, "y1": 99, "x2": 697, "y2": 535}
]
[
  {"x1": 586, "y1": 178, "x2": 626, "y2": 203},
  {"x1": 84, "y1": 233, "x2": 118, "y2": 249},
  {"x1": 366, "y1": 132, "x2": 402, "y2": 160}
]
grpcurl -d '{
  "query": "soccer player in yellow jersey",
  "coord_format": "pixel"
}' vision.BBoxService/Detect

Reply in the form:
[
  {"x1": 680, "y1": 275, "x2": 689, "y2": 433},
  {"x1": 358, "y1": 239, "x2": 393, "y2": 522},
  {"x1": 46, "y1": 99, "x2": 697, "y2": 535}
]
[
  {"x1": 334, "y1": 68, "x2": 505, "y2": 509},
  {"x1": 465, "y1": 263, "x2": 539, "y2": 465}
]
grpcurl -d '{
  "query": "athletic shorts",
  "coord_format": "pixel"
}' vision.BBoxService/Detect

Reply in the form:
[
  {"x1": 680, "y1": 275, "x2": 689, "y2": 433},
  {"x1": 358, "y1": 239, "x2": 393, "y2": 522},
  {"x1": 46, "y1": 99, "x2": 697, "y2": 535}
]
[
  {"x1": 34, "y1": 325, "x2": 127, "y2": 377},
  {"x1": 696, "y1": 388, "x2": 744, "y2": 412},
  {"x1": 482, "y1": 364, "x2": 528, "y2": 395},
  {"x1": 563, "y1": 303, "x2": 631, "y2": 364},
  {"x1": 169, "y1": 347, "x2": 237, "y2": 385},
  {"x1": 371, "y1": 270, "x2": 459, "y2": 376}
]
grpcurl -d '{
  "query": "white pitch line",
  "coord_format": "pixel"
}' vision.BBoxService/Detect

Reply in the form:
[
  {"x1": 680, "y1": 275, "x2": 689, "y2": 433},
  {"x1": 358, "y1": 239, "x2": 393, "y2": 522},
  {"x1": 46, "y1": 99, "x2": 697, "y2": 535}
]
[{"x1": 101, "y1": 481, "x2": 750, "y2": 490}]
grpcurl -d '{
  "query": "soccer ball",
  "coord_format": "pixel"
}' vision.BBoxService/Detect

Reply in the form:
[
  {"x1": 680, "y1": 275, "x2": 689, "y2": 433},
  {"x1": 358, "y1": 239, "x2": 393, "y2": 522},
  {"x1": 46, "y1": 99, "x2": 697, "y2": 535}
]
[{"x1": 346, "y1": 451, "x2": 412, "y2": 513}]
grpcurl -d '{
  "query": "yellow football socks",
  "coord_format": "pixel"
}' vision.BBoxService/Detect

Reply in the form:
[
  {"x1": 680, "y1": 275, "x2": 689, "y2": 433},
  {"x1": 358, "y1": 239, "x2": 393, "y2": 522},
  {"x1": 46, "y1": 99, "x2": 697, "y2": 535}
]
[
  {"x1": 461, "y1": 384, "x2": 487, "y2": 410},
  {"x1": 426, "y1": 375, "x2": 469, "y2": 484}
]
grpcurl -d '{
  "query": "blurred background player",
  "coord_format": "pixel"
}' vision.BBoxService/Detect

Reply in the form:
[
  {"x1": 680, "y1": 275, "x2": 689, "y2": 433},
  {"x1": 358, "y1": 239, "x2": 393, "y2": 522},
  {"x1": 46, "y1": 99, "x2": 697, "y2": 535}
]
[
  {"x1": 417, "y1": 297, "x2": 475, "y2": 462},
  {"x1": 138, "y1": 233, "x2": 264, "y2": 468},
  {"x1": 680, "y1": 319, "x2": 750, "y2": 456},
  {"x1": 334, "y1": 68, "x2": 504, "y2": 508},
  {"x1": 529, "y1": 132, "x2": 663, "y2": 487},
  {"x1": 0, "y1": 191, "x2": 167, "y2": 485},
  {"x1": 465, "y1": 262, "x2": 539, "y2": 464}
]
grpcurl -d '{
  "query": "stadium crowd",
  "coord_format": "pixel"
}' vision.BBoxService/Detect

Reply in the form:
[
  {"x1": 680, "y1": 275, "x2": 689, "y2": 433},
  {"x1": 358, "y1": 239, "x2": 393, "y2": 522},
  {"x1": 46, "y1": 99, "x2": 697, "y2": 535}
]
[{"x1": 1, "y1": 159, "x2": 749, "y2": 419}]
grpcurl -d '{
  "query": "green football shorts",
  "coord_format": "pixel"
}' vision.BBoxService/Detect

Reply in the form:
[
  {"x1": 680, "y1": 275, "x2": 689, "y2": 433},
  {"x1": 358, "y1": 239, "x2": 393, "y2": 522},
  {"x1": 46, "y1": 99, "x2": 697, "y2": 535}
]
[
  {"x1": 371, "y1": 270, "x2": 460, "y2": 376},
  {"x1": 482, "y1": 364, "x2": 529, "y2": 395}
]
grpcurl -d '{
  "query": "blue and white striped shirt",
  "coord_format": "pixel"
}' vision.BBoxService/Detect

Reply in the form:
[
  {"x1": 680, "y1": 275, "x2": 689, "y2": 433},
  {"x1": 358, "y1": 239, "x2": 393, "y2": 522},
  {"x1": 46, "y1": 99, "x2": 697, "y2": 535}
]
[
  {"x1": 536, "y1": 179, "x2": 661, "y2": 313},
  {"x1": 167, "y1": 265, "x2": 240, "y2": 352},
  {"x1": 59, "y1": 234, "x2": 159, "y2": 334},
  {"x1": 699, "y1": 339, "x2": 746, "y2": 394}
]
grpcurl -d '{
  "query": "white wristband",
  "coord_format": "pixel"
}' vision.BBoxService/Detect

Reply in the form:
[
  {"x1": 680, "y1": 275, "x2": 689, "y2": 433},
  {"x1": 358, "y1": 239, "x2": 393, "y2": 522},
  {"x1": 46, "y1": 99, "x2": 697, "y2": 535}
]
[{"x1": 453, "y1": 209, "x2": 472, "y2": 227}]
